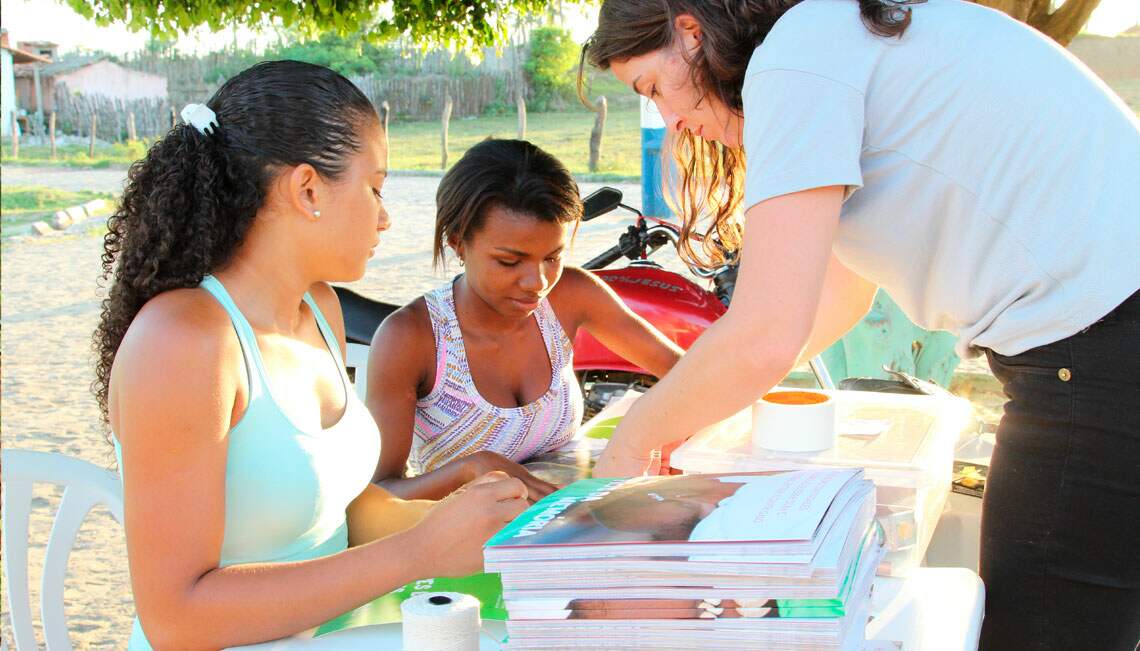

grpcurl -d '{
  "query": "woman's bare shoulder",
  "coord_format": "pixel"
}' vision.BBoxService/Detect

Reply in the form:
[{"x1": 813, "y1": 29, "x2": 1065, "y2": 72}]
[{"x1": 114, "y1": 288, "x2": 240, "y2": 382}]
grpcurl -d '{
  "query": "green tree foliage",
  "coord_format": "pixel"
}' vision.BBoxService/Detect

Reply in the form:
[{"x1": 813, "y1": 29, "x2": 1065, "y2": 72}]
[
  {"x1": 274, "y1": 33, "x2": 399, "y2": 77},
  {"x1": 524, "y1": 26, "x2": 579, "y2": 110},
  {"x1": 64, "y1": 0, "x2": 552, "y2": 53}
]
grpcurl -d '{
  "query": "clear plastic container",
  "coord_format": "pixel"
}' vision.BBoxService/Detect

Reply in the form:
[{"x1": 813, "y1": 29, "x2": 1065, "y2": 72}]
[{"x1": 670, "y1": 390, "x2": 972, "y2": 576}]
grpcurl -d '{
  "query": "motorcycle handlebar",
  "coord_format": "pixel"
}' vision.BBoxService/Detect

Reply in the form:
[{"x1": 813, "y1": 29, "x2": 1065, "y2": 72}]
[{"x1": 582, "y1": 244, "x2": 628, "y2": 271}]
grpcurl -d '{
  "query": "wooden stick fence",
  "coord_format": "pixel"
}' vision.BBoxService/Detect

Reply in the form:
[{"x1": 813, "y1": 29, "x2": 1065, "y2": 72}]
[
  {"x1": 350, "y1": 74, "x2": 502, "y2": 121},
  {"x1": 52, "y1": 85, "x2": 175, "y2": 143}
]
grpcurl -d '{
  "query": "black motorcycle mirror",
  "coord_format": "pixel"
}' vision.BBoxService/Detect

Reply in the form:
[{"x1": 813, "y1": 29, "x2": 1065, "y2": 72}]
[{"x1": 582, "y1": 187, "x2": 623, "y2": 221}]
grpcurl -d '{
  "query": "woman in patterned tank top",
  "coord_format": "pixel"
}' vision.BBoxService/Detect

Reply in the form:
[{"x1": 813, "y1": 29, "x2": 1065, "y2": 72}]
[{"x1": 367, "y1": 139, "x2": 683, "y2": 501}]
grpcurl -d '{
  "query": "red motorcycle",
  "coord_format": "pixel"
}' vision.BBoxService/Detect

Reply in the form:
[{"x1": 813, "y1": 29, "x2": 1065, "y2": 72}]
[{"x1": 570, "y1": 186, "x2": 739, "y2": 415}]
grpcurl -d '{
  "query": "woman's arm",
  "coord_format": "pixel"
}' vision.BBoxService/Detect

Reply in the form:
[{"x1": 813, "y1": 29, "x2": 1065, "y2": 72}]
[
  {"x1": 114, "y1": 293, "x2": 527, "y2": 650},
  {"x1": 365, "y1": 302, "x2": 470, "y2": 498},
  {"x1": 553, "y1": 266, "x2": 684, "y2": 378},
  {"x1": 801, "y1": 253, "x2": 878, "y2": 360},
  {"x1": 366, "y1": 303, "x2": 556, "y2": 501},
  {"x1": 593, "y1": 186, "x2": 845, "y2": 477},
  {"x1": 345, "y1": 483, "x2": 437, "y2": 545}
]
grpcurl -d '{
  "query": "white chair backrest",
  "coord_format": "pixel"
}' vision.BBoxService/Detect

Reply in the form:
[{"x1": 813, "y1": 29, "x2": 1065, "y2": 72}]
[
  {"x1": 345, "y1": 342, "x2": 370, "y2": 402},
  {"x1": 2, "y1": 449, "x2": 124, "y2": 651}
]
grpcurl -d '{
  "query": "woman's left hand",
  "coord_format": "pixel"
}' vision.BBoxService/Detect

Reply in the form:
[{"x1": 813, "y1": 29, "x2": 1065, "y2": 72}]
[{"x1": 461, "y1": 450, "x2": 559, "y2": 502}]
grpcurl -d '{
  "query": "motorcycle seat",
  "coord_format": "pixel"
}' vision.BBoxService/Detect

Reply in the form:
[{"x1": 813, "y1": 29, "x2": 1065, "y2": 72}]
[{"x1": 332, "y1": 285, "x2": 401, "y2": 345}]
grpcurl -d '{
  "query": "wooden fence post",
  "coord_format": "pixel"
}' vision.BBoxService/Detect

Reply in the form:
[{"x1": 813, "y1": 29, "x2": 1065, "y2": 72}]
[
  {"x1": 127, "y1": 112, "x2": 137, "y2": 143},
  {"x1": 49, "y1": 111, "x2": 57, "y2": 159},
  {"x1": 516, "y1": 88, "x2": 527, "y2": 140},
  {"x1": 588, "y1": 95, "x2": 608, "y2": 173},
  {"x1": 378, "y1": 101, "x2": 390, "y2": 168},
  {"x1": 440, "y1": 92, "x2": 453, "y2": 170},
  {"x1": 10, "y1": 113, "x2": 19, "y2": 159},
  {"x1": 89, "y1": 112, "x2": 98, "y2": 157}
]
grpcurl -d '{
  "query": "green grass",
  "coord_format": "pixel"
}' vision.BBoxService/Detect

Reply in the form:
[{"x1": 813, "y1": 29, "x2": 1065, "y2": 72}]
[
  {"x1": 0, "y1": 102, "x2": 645, "y2": 178},
  {"x1": 387, "y1": 103, "x2": 642, "y2": 178},
  {"x1": 0, "y1": 140, "x2": 152, "y2": 169},
  {"x1": 1, "y1": 185, "x2": 115, "y2": 238}
]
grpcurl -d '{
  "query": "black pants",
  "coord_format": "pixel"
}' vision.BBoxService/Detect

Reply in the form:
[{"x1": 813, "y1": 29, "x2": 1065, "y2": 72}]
[{"x1": 979, "y1": 290, "x2": 1140, "y2": 651}]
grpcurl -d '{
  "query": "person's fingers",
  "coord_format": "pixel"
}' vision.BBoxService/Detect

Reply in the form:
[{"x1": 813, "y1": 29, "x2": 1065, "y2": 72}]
[
  {"x1": 492, "y1": 492, "x2": 530, "y2": 522},
  {"x1": 520, "y1": 475, "x2": 557, "y2": 500},
  {"x1": 471, "y1": 475, "x2": 528, "y2": 502},
  {"x1": 475, "y1": 470, "x2": 511, "y2": 484}
]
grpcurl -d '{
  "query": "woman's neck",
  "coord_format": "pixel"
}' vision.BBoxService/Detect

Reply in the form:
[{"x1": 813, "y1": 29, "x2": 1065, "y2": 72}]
[
  {"x1": 212, "y1": 235, "x2": 316, "y2": 335},
  {"x1": 452, "y1": 276, "x2": 532, "y2": 337}
]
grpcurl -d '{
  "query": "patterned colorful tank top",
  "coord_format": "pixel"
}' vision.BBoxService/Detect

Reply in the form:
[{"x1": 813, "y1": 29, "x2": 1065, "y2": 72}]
[{"x1": 410, "y1": 279, "x2": 584, "y2": 474}]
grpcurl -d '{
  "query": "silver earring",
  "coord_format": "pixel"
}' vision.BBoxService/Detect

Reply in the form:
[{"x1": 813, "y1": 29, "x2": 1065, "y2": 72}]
[{"x1": 313, "y1": 210, "x2": 321, "y2": 218}]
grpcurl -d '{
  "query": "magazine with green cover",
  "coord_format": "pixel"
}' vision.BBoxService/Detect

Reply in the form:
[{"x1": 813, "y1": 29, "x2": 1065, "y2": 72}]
[
  {"x1": 486, "y1": 469, "x2": 865, "y2": 563},
  {"x1": 495, "y1": 481, "x2": 876, "y2": 594}
]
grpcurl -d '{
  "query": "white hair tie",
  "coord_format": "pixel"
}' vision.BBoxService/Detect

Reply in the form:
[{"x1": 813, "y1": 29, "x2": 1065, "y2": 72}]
[{"x1": 180, "y1": 103, "x2": 219, "y2": 135}]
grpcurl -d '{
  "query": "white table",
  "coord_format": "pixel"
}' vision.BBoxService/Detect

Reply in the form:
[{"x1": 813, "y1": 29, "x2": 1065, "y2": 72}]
[{"x1": 232, "y1": 568, "x2": 984, "y2": 650}]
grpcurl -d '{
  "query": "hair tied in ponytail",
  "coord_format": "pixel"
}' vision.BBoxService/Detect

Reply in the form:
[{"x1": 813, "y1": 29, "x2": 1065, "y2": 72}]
[{"x1": 181, "y1": 103, "x2": 219, "y2": 135}]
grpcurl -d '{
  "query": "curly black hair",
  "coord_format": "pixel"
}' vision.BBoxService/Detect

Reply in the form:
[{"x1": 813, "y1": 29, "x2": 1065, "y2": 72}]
[{"x1": 92, "y1": 60, "x2": 378, "y2": 424}]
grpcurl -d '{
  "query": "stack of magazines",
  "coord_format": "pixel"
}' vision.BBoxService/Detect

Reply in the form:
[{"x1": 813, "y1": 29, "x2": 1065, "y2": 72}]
[{"x1": 485, "y1": 468, "x2": 882, "y2": 650}]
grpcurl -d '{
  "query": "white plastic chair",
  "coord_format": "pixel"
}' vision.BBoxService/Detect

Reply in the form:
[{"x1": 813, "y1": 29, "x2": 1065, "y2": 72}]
[
  {"x1": 1, "y1": 449, "x2": 124, "y2": 651},
  {"x1": 345, "y1": 342, "x2": 370, "y2": 401}
]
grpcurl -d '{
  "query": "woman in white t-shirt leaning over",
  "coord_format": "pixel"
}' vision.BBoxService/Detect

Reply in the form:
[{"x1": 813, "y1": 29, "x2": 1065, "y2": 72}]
[{"x1": 583, "y1": 0, "x2": 1140, "y2": 648}]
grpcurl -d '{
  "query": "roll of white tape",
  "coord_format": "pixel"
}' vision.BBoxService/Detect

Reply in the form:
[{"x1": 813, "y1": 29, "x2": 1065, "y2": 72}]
[
  {"x1": 401, "y1": 592, "x2": 481, "y2": 651},
  {"x1": 751, "y1": 389, "x2": 837, "y2": 453}
]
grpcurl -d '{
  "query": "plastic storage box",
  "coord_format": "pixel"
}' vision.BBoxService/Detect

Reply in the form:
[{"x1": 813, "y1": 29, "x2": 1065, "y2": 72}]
[{"x1": 670, "y1": 390, "x2": 972, "y2": 576}]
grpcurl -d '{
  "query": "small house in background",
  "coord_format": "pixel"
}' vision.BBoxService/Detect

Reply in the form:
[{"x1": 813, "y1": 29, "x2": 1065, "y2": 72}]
[
  {"x1": 14, "y1": 54, "x2": 168, "y2": 114},
  {"x1": 1, "y1": 30, "x2": 50, "y2": 137}
]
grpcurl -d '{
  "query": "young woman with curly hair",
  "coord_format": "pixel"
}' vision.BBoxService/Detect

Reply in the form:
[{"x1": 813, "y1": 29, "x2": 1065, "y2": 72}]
[
  {"x1": 94, "y1": 60, "x2": 527, "y2": 649},
  {"x1": 581, "y1": 0, "x2": 1140, "y2": 648}
]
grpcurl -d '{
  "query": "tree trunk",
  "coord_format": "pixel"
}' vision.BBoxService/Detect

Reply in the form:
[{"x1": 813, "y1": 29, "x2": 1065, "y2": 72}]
[
  {"x1": 516, "y1": 88, "x2": 527, "y2": 140},
  {"x1": 378, "y1": 101, "x2": 390, "y2": 169},
  {"x1": 588, "y1": 95, "x2": 608, "y2": 174},
  {"x1": 89, "y1": 113, "x2": 98, "y2": 157},
  {"x1": 441, "y1": 92, "x2": 453, "y2": 170},
  {"x1": 49, "y1": 112, "x2": 57, "y2": 160},
  {"x1": 10, "y1": 113, "x2": 19, "y2": 159},
  {"x1": 971, "y1": 0, "x2": 1100, "y2": 46},
  {"x1": 128, "y1": 112, "x2": 138, "y2": 143},
  {"x1": 1027, "y1": 0, "x2": 1100, "y2": 46}
]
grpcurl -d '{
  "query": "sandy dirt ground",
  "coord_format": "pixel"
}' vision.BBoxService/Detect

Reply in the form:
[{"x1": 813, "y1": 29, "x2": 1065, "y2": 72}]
[{"x1": 0, "y1": 171, "x2": 661, "y2": 647}]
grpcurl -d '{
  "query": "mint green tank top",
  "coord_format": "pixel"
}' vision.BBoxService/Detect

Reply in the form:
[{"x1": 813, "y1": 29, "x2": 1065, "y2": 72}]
[{"x1": 116, "y1": 275, "x2": 381, "y2": 649}]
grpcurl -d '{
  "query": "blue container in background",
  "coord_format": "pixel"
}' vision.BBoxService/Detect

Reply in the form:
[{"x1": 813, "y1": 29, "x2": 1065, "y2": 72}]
[{"x1": 640, "y1": 97, "x2": 670, "y2": 218}]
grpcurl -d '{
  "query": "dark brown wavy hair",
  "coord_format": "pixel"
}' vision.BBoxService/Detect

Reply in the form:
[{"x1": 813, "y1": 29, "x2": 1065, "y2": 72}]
[
  {"x1": 433, "y1": 139, "x2": 583, "y2": 269},
  {"x1": 93, "y1": 60, "x2": 377, "y2": 425},
  {"x1": 579, "y1": 0, "x2": 912, "y2": 268}
]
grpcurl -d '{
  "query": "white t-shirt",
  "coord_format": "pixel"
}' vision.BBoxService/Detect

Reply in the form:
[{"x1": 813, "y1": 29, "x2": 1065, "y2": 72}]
[{"x1": 742, "y1": 0, "x2": 1140, "y2": 357}]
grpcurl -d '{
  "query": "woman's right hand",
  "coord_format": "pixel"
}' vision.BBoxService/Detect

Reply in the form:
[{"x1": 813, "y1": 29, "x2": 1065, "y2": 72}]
[
  {"x1": 414, "y1": 471, "x2": 528, "y2": 577},
  {"x1": 462, "y1": 450, "x2": 559, "y2": 502}
]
